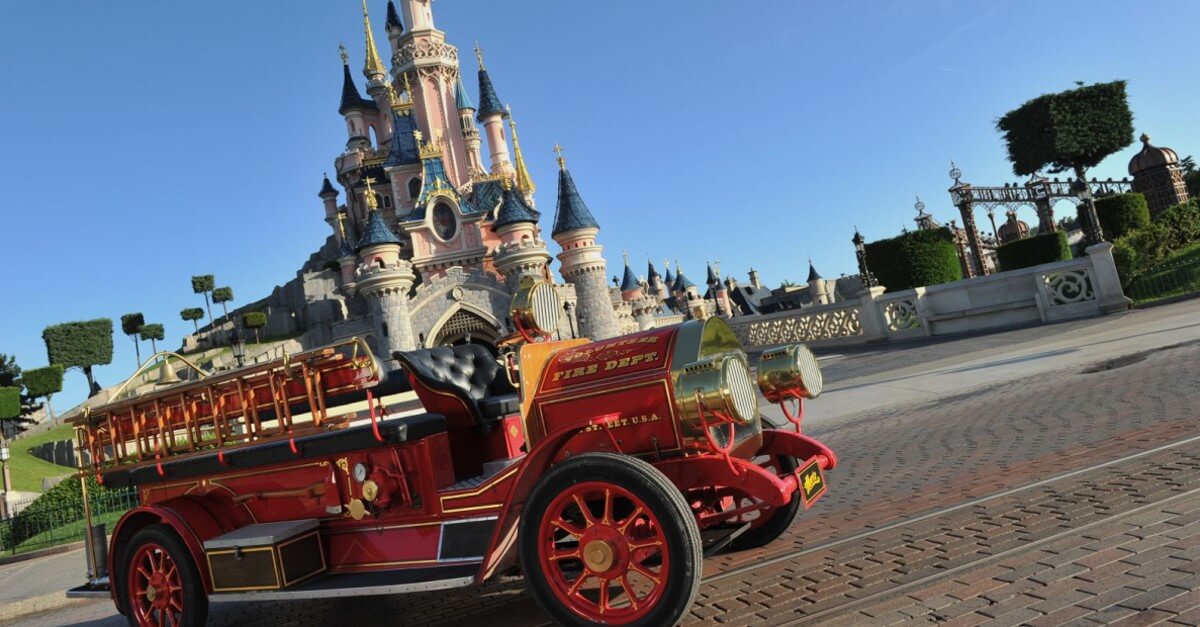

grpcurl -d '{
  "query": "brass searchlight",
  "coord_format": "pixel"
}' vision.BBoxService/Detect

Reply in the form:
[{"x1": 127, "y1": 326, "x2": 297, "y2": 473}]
[
  {"x1": 756, "y1": 344, "x2": 823, "y2": 401},
  {"x1": 675, "y1": 353, "x2": 759, "y2": 430}
]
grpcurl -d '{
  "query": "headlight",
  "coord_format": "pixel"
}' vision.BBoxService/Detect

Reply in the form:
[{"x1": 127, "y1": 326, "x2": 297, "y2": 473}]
[
  {"x1": 509, "y1": 276, "x2": 561, "y2": 338},
  {"x1": 676, "y1": 354, "x2": 759, "y2": 428},
  {"x1": 756, "y1": 344, "x2": 823, "y2": 401}
]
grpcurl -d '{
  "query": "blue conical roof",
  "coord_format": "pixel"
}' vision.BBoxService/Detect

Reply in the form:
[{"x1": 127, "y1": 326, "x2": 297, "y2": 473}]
[
  {"x1": 807, "y1": 261, "x2": 823, "y2": 283},
  {"x1": 675, "y1": 271, "x2": 695, "y2": 291},
  {"x1": 620, "y1": 263, "x2": 640, "y2": 291},
  {"x1": 476, "y1": 69, "x2": 505, "y2": 121},
  {"x1": 339, "y1": 63, "x2": 377, "y2": 115},
  {"x1": 384, "y1": 110, "x2": 421, "y2": 167},
  {"x1": 494, "y1": 186, "x2": 540, "y2": 228},
  {"x1": 455, "y1": 77, "x2": 474, "y2": 111},
  {"x1": 336, "y1": 237, "x2": 355, "y2": 259},
  {"x1": 552, "y1": 167, "x2": 600, "y2": 237},
  {"x1": 356, "y1": 210, "x2": 402, "y2": 250},
  {"x1": 318, "y1": 175, "x2": 338, "y2": 198},
  {"x1": 706, "y1": 263, "x2": 718, "y2": 285},
  {"x1": 647, "y1": 260, "x2": 660, "y2": 281},
  {"x1": 385, "y1": 1, "x2": 403, "y2": 31},
  {"x1": 664, "y1": 264, "x2": 675, "y2": 286}
]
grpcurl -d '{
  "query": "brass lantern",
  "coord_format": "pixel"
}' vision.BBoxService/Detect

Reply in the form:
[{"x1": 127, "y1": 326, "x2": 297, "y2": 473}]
[
  {"x1": 756, "y1": 344, "x2": 823, "y2": 402},
  {"x1": 509, "y1": 277, "x2": 561, "y2": 339},
  {"x1": 675, "y1": 354, "x2": 759, "y2": 430}
]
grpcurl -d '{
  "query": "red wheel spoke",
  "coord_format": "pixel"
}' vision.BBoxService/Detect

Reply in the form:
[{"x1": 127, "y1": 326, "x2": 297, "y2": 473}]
[
  {"x1": 602, "y1": 489, "x2": 613, "y2": 524},
  {"x1": 628, "y1": 561, "x2": 661, "y2": 584},
  {"x1": 549, "y1": 547, "x2": 581, "y2": 561},
  {"x1": 598, "y1": 578, "x2": 610, "y2": 614},
  {"x1": 137, "y1": 566, "x2": 153, "y2": 579},
  {"x1": 618, "y1": 506, "x2": 644, "y2": 533},
  {"x1": 551, "y1": 517, "x2": 584, "y2": 538},
  {"x1": 165, "y1": 610, "x2": 178, "y2": 627},
  {"x1": 619, "y1": 575, "x2": 640, "y2": 610},
  {"x1": 567, "y1": 572, "x2": 591, "y2": 598},
  {"x1": 157, "y1": 610, "x2": 166, "y2": 627},
  {"x1": 628, "y1": 538, "x2": 663, "y2": 553},
  {"x1": 572, "y1": 494, "x2": 596, "y2": 526}
]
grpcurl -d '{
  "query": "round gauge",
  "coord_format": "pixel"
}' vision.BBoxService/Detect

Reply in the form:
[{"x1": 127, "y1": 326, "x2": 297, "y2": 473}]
[{"x1": 353, "y1": 462, "x2": 369, "y2": 483}]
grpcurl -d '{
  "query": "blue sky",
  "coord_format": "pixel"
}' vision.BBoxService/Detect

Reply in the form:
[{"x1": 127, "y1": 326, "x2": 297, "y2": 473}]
[{"x1": 1, "y1": 0, "x2": 1197, "y2": 411}]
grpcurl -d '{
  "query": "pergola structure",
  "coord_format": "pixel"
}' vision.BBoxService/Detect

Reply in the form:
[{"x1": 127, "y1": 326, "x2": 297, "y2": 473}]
[{"x1": 946, "y1": 162, "x2": 1133, "y2": 277}]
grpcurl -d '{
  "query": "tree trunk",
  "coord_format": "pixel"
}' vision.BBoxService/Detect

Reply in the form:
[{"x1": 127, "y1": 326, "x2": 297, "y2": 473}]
[
  {"x1": 84, "y1": 365, "x2": 97, "y2": 397},
  {"x1": 220, "y1": 303, "x2": 230, "y2": 328},
  {"x1": 254, "y1": 328, "x2": 261, "y2": 343},
  {"x1": 191, "y1": 319, "x2": 199, "y2": 334},
  {"x1": 150, "y1": 338, "x2": 158, "y2": 354},
  {"x1": 204, "y1": 293, "x2": 214, "y2": 329},
  {"x1": 131, "y1": 334, "x2": 141, "y2": 365},
  {"x1": 45, "y1": 395, "x2": 55, "y2": 426}
]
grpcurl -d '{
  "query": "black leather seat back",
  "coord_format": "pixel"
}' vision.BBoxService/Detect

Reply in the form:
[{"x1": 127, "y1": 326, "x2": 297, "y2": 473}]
[{"x1": 394, "y1": 345, "x2": 516, "y2": 427}]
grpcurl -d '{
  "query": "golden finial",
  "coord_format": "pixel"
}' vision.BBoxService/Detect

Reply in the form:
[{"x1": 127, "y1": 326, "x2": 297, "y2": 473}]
[
  {"x1": 363, "y1": 176, "x2": 379, "y2": 210},
  {"x1": 361, "y1": 0, "x2": 386, "y2": 78},
  {"x1": 506, "y1": 105, "x2": 536, "y2": 194},
  {"x1": 412, "y1": 129, "x2": 423, "y2": 144},
  {"x1": 501, "y1": 175, "x2": 512, "y2": 191},
  {"x1": 623, "y1": 250, "x2": 630, "y2": 266},
  {"x1": 402, "y1": 72, "x2": 414, "y2": 103},
  {"x1": 474, "y1": 42, "x2": 485, "y2": 70},
  {"x1": 338, "y1": 43, "x2": 349, "y2": 65},
  {"x1": 554, "y1": 143, "x2": 566, "y2": 171},
  {"x1": 664, "y1": 258, "x2": 670, "y2": 272},
  {"x1": 417, "y1": 130, "x2": 444, "y2": 159},
  {"x1": 336, "y1": 210, "x2": 348, "y2": 240}
]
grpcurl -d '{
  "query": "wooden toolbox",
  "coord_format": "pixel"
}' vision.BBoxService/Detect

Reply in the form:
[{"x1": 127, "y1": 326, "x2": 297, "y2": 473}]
[{"x1": 203, "y1": 520, "x2": 326, "y2": 592}]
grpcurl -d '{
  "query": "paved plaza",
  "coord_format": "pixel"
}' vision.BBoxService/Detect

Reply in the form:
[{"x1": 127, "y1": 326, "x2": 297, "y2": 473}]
[{"x1": 5, "y1": 299, "x2": 1200, "y2": 626}]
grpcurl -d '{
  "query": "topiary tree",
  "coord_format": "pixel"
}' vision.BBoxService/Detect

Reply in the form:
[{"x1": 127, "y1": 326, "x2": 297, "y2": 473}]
[
  {"x1": 212, "y1": 287, "x2": 234, "y2": 325},
  {"x1": 0, "y1": 387, "x2": 20, "y2": 420},
  {"x1": 996, "y1": 231, "x2": 1072, "y2": 271},
  {"x1": 996, "y1": 81, "x2": 1135, "y2": 245},
  {"x1": 120, "y1": 312, "x2": 145, "y2": 366},
  {"x1": 43, "y1": 318, "x2": 113, "y2": 397},
  {"x1": 863, "y1": 228, "x2": 963, "y2": 291},
  {"x1": 242, "y1": 312, "x2": 268, "y2": 343},
  {"x1": 139, "y1": 323, "x2": 165, "y2": 354},
  {"x1": 191, "y1": 275, "x2": 215, "y2": 328},
  {"x1": 180, "y1": 307, "x2": 205, "y2": 334},
  {"x1": 1094, "y1": 193, "x2": 1150, "y2": 241},
  {"x1": 0, "y1": 354, "x2": 35, "y2": 419},
  {"x1": 21, "y1": 365, "x2": 63, "y2": 424}
]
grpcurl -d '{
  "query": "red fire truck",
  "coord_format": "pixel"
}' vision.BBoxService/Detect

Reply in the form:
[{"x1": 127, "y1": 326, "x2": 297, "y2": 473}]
[{"x1": 69, "y1": 278, "x2": 835, "y2": 626}]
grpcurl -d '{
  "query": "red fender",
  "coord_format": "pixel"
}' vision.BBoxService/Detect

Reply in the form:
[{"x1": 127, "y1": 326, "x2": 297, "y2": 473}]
[
  {"x1": 758, "y1": 428, "x2": 838, "y2": 470},
  {"x1": 654, "y1": 455, "x2": 796, "y2": 508},
  {"x1": 476, "y1": 419, "x2": 609, "y2": 583},
  {"x1": 109, "y1": 496, "x2": 232, "y2": 603}
]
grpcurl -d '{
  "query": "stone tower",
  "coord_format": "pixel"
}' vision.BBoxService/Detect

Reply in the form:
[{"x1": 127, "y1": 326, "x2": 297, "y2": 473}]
[
  {"x1": 354, "y1": 180, "x2": 417, "y2": 365},
  {"x1": 551, "y1": 147, "x2": 619, "y2": 340},
  {"x1": 807, "y1": 259, "x2": 831, "y2": 305},
  {"x1": 492, "y1": 180, "x2": 552, "y2": 291},
  {"x1": 1128, "y1": 133, "x2": 1189, "y2": 217}
]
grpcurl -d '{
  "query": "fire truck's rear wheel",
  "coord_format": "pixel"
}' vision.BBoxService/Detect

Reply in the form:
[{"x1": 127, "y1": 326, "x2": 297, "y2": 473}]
[
  {"x1": 122, "y1": 524, "x2": 208, "y2": 627},
  {"x1": 725, "y1": 454, "x2": 802, "y2": 551},
  {"x1": 520, "y1": 453, "x2": 702, "y2": 627}
]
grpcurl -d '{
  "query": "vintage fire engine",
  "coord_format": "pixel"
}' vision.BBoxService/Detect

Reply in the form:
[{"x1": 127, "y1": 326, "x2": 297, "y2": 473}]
[{"x1": 69, "y1": 278, "x2": 835, "y2": 626}]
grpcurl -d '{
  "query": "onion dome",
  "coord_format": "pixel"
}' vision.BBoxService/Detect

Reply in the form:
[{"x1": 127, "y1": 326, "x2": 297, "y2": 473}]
[
  {"x1": 1128, "y1": 133, "x2": 1180, "y2": 175},
  {"x1": 455, "y1": 76, "x2": 474, "y2": 111},
  {"x1": 356, "y1": 209, "x2": 402, "y2": 250},
  {"x1": 338, "y1": 48, "x2": 377, "y2": 115},
  {"x1": 806, "y1": 260, "x2": 823, "y2": 283},
  {"x1": 318, "y1": 174, "x2": 338, "y2": 198},
  {"x1": 620, "y1": 255, "x2": 640, "y2": 292},
  {"x1": 551, "y1": 147, "x2": 600, "y2": 237},
  {"x1": 493, "y1": 181, "x2": 540, "y2": 228},
  {"x1": 385, "y1": 0, "x2": 403, "y2": 33}
]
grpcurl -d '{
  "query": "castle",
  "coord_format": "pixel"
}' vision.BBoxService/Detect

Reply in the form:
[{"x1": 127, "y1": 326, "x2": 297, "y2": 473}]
[{"x1": 191, "y1": 0, "x2": 851, "y2": 367}]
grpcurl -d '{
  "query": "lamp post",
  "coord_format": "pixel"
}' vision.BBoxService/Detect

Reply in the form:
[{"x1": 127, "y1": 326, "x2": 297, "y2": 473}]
[
  {"x1": 986, "y1": 207, "x2": 999, "y2": 241},
  {"x1": 1072, "y1": 176, "x2": 1105, "y2": 245},
  {"x1": 0, "y1": 440, "x2": 10, "y2": 520},
  {"x1": 229, "y1": 327, "x2": 246, "y2": 368},
  {"x1": 852, "y1": 227, "x2": 877, "y2": 290}
]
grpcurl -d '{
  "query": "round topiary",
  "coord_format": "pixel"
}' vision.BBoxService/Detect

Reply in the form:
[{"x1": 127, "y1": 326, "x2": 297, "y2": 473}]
[{"x1": 1094, "y1": 193, "x2": 1150, "y2": 240}]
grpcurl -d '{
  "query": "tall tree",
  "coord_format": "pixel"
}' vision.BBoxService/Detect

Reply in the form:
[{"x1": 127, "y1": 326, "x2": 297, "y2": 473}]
[
  {"x1": 242, "y1": 312, "x2": 268, "y2": 343},
  {"x1": 191, "y1": 275, "x2": 215, "y2": 328},
  {"x1": 996, "y1": 80, "x2": 1134, "y2": 245},
  {"x1": 180, "y1": 307, "x2": 205, "y2": 334},
  {"x1": 0, "y1": 354, "x2": 36, "y2": 420},
  {"x1": 21, "y1": 365, "x2": 63, "y2": 425},
  {"x1": 120, "y1": 312, "x2": 145, "y2": 365},
  {"x1": 139, "y1": 323, "x2": 165, "y2": 354},
  {"x1": 43, "y1": 318, "x2": 114, "y2": 397},
  {"x1": 212, "y1": 287, "x2": 234, "y2": 325}
]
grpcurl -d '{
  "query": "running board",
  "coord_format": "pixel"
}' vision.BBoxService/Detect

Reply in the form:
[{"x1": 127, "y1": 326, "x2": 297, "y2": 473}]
[
  {"x1": 210, "y1": 563, "x2": 479, "y2": 602},
  {"x1": 702, "y1": 523, "x2": 752, "y2": 557},
  {"x1": 65, "y1": 577, "x2": 110, "y2": 599}
]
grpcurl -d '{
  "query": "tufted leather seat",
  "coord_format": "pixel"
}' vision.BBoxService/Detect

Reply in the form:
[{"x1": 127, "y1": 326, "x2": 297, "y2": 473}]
[{"x1": 394, "y1": 345, "x2": 518, "y2": 430}]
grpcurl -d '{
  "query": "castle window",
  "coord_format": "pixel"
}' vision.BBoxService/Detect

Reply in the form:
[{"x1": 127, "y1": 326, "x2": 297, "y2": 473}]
[
  {"x1": 383, "y1": 195, "x2": 392, "y2": 208},
  {"x1": 382, "y1": 322, "x2": 389, "y2": 337},
  {"x1": 408, "y1": 177, "x2": 422, "y2": 200},
  {"x1": 376, "y1": 258, "x2": 385, "y2": 268}
]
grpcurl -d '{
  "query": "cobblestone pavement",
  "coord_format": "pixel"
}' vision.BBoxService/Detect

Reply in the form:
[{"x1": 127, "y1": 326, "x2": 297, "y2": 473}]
[{"x1": 10, "y1": 338, "x2": 1200, "y2": 626}]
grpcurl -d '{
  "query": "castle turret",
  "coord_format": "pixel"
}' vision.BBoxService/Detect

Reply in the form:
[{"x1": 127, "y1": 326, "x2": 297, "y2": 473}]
[
  {"x1": 709, "y1": 261, "x2": 732, "y2": 317},
  {"x1": 338, "y1": 45, "x2": 379, "y2": 152},
  {"x1": 335, "y1": 211, "x2": 359, "y2": 296},
  {"x1": 619, "y1": 254, "x2": 643, "y2": 301},
  {"x1": 646, "y1": 259, "x2": 665, "y2": 299},
  {"x1": 674, "y1": 266, "x2": 704, "y2": 319},
  {"x1": 319, "y1": 174, "x2": 339, "y2": 228},
  {"x1": 360, "y1": 1, "x2": 393, "y2": 142},
  {"x1": 383, "y1": 77, "x2": 422, "y2": 217},
  {"x1": 354, "y1": 178, "x2": 417, "y2": 364},
  {"x1": 492, "y1": 179, "x2": 551, "y2": 290},
  {"x1": 807, "y1": 259, "x2": 830, "y2": 305},
  {"x1": 551, "y1": 146, "x2": 619, "y2": 340},
  {"x1": 455, "y1": 77, "x2": 485, "y2": 176},
  {"x1": 384, "y1": 0, "x2": 404, "y2": 54},
  {"x1": 474, "y1": 45, "x2": 512, "y2": 175},
  {"x1": 1129, "y1": 133, "x2": 1190, "y2": 217}
]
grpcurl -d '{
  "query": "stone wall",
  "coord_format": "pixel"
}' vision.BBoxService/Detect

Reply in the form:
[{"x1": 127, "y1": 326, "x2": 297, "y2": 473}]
[{"x1": 27, "y1": 439, "x2": 88, "y2": 469}]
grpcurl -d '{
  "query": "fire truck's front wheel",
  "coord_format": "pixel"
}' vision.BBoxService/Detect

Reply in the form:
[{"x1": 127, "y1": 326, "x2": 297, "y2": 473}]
[
  {"x1": 520, "y1": 453, "x2": 702, "y2": 627},
  {"x1": 122, "y1": 524, "x2": 208, "y2": 627}
]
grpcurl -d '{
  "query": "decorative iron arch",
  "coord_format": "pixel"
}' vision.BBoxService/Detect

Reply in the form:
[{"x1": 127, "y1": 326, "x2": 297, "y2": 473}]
[{"x1": 426, "y1": 302, "x2": 502, "y2": 349}]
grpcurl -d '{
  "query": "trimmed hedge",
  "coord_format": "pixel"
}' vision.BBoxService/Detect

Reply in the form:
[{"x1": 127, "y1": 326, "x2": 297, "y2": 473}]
[
  {"x1": 42, "y1": 319, "x2": 113, "y2": 371},
  {"x1": 1113, "y1": 197, "x2": 1200, "y2": 283},
  {"x1": 864, "y1": 228, "x2": 963, "y2": 291},
  {"x1": 191, "y1": 275, "x2": 214, "y2": 294},
  {"x1": 119, "y1": 313, "x2": 144, "y2": 337},
  {"x1": 212, "y1": 287, "x2": 234, "y2": 304},
  {"x1": 0, "y1": 386, "x2": 21, "y2": 419},
  {"x1": 996, "y1": 231, "x2": 1072, "y2": 271},
  {"x1": 1094, "y1": 193, "x2": 1150, "y2": 240},
  {"x1": 139, "y1": 323, "x2": 165, "y2": 342},
  {"x1": 21, "y1": 365, "x2": 63, "y2": 399},
  {"x1": 996, "y1": 81, "x2": 1134, "y2": 176},
  {"x1": 1155, "y1": 197, "x2": 1200, "y2": 249},
  {"x1": 242, "y1": 312, "x2": 267, "y2": 329}
]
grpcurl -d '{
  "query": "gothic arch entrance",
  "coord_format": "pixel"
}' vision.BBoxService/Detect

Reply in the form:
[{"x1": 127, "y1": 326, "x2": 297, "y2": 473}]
[{"x1": 428, "y1": 306, "x2": 501, "y2": 351}]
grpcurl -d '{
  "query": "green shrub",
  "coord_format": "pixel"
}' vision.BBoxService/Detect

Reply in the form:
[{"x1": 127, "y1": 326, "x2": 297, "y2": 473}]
[
  {"x1": 1111, "y1": 240, "x2": 1139, "y2": 286},
  {"x1": 0, "y1": 387, "x2": 21, "y2": 419},
  {"x1": 5, "y1": 476, "x2": 105, "y2": 547},
  {"x1": 21, "y1": 365, "x2": 63, "y2": 399},
  {"x1": 191, "y1": 275, "x2": 214, "y2": 294},
  {"x1": 212, "y1": 287, "x2": 234, "y2": 304},
  {"x1": 864, "y1": 228, "x2": 963, "y2": 291},
  {"x1": 243, "y1": 312, "x2": 267, "y2": 329},
  {"x1": 1154, "y1": 197, "x2": 1200, "y2": 249},
  {"x1": 138, "y1": 324, "x2": 164, "y2": 342},
  {"x1": 996, "y1": 231, "x2": 1072, "y2": 271},
  {"x1": 1094, "y1": 193, "x2": 1150, "y2": 240}
]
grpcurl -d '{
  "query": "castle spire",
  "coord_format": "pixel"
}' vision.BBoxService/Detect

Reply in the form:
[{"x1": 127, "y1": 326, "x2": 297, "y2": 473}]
[
  {"x1": 338, "y1": 44, "x2": 376, "y2": 115},
  {"x1": 506, "y1": 105, "x2": 535, "y2": 194},
  {"x1": 474, "y1": 43, "x2": 506, "y2": 122},
  {"x1": 552, "y1": 145, "x2": 600, "y2": 237},
  {"x1": 361, "y1": 0, "x2": 387, "y2": 80},
  {"x1": 385, "y1": 0, "x2": 403, "y2": 33}
]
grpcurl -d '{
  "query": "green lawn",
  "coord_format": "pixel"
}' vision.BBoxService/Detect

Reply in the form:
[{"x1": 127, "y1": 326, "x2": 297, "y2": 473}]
[
  {"x1": 1127, "y1": 241, "x2": 1200, "y2": 303},
  {"x1": 6, "y1": 423, "x2": 77, "y2": 493},
  {"x1": 10, "y1": 509, "x2": 126, "y2": 555}
]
